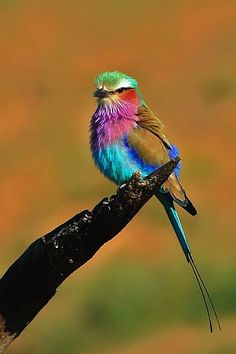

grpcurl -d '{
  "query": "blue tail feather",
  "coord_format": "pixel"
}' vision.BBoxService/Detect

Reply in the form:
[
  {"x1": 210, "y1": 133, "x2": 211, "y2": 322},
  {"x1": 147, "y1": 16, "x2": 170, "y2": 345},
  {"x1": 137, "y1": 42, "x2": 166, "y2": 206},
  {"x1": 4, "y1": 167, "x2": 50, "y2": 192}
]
[
  {"x1": 165, "y1": 205, "x2": 191, "y2": 261},
  {"x1": 156, "y1": 191, "x2": 221, "y2": 331},
  {"x1": 156, "y1": 192, "x2": 191, "y2": 261}
]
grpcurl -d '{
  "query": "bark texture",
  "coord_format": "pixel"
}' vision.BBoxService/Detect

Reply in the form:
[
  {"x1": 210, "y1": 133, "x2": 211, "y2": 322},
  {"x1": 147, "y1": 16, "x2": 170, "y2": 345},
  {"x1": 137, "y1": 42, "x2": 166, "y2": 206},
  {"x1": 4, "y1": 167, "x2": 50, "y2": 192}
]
[{"x1": 0, "y1": 157, "x2": 180, "y2": 352}]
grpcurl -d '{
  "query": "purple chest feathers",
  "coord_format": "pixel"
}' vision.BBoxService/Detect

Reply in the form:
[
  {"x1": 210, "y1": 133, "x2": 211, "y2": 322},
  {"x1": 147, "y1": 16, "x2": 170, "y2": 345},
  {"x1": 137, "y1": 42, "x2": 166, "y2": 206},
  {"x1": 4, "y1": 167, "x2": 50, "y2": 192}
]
[{"x1": 90, "y1": 102, "x2": 138, "y2": 150}]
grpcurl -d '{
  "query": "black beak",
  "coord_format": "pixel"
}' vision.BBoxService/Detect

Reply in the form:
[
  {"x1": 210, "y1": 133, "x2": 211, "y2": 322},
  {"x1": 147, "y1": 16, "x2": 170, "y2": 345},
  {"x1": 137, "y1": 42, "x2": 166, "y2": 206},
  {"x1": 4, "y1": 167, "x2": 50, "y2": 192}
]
[{"x1": 93, "y1": 88, "x2": 109, "y2": 98}]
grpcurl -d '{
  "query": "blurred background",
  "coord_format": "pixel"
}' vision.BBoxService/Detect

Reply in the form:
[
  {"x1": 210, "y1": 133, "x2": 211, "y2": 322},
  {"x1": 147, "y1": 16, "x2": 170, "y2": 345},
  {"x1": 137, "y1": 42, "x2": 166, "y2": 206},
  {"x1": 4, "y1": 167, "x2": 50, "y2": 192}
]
[{"x1": 0, "y1": 0, "x2": 236, "y2": 353}]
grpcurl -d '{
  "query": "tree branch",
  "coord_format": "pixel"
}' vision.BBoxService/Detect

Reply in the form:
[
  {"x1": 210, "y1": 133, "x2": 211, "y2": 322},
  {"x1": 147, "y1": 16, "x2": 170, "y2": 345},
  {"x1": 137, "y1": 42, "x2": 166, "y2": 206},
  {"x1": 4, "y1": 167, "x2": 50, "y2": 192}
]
[{"x1": 0, "y1": 157, "x2": 180, "y2": 353}]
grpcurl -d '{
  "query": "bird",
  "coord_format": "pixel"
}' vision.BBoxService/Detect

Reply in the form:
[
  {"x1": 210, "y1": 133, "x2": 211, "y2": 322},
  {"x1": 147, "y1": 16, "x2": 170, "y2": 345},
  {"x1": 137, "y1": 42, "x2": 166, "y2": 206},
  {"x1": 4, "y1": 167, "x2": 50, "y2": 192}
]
[{"x1": 89, "y1": 70, "x2": 220, "y2": 331}]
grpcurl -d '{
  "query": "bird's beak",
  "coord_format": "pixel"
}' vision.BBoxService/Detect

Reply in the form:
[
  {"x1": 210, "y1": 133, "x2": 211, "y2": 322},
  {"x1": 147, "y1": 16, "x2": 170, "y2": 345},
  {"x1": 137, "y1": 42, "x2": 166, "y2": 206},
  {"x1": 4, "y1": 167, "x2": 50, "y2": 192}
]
[{"x1": 93, "y1": 88, "x2": 109, "y2": 98}]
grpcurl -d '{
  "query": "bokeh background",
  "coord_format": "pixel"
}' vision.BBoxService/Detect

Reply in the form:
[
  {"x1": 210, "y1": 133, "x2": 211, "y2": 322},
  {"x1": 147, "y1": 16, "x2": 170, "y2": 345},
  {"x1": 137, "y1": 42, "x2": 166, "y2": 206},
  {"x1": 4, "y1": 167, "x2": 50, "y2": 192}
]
[{"x1": 1, "y1": 1, "x2": 236, "y2": 353}]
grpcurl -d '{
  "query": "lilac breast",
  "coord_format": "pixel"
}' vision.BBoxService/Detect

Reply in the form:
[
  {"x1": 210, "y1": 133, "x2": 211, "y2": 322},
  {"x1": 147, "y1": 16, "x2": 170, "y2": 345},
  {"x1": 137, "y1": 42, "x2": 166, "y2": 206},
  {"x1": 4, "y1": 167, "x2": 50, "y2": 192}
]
[{"x1": 90, "y1": 102, "x2": 138, "y2": 151}]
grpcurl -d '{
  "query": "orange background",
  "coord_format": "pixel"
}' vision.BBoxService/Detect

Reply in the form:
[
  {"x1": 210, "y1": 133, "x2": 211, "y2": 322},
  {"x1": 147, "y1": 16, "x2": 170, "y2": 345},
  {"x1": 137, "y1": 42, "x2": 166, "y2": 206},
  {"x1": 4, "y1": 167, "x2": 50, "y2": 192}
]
[{"x1": 1, "y1": 1, "x2": 236, "y2": 353}]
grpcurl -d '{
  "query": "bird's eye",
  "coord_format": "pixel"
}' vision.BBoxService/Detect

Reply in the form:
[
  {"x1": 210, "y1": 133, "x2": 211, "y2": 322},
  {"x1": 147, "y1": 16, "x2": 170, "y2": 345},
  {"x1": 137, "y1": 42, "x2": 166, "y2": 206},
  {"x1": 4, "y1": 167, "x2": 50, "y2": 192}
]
[{"x1": 116, "y1": 88, "x2": 124, "y2": 93}]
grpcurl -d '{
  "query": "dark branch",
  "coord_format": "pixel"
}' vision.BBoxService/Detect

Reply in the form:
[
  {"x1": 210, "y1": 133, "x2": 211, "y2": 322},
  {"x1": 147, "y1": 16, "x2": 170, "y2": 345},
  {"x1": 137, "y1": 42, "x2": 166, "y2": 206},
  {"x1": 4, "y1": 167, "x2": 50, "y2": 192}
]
[{"x1": 0, "y1": 157, "x2": 180, "y2": 352}]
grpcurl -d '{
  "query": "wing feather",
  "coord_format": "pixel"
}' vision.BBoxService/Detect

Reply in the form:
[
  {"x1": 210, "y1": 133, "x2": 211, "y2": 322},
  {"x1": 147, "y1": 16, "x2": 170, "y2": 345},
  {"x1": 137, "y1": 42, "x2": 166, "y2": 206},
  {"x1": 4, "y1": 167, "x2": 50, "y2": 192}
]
[
  {"x1": 136, "y1": 105, "x2": 172, "y2": 149},
  {"x1": 127, "y1": 127, "x2": 169, "y2": 167},
  {"x1": 128, "y1": 105, "x2": 196, "y2": 212}
]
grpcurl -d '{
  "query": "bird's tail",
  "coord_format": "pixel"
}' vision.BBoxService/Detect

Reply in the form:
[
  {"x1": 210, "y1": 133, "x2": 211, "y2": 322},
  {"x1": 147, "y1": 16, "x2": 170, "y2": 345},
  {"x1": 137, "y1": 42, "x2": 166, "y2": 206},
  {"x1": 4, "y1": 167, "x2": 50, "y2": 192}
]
[
  {"x1": 157, "y1": 191, "x2": 191, "y2": 260},
  {"x1": 156, "y1": 192, "x2": 221, "y2": 332}
]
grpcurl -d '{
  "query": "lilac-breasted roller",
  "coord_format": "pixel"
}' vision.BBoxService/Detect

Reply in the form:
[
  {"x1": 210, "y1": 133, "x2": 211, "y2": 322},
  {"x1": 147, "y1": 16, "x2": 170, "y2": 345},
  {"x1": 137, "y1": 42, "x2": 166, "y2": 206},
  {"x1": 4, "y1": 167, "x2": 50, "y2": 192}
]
[{"x1": 89, "y1": 71, "x2": 220, "y2": 331}]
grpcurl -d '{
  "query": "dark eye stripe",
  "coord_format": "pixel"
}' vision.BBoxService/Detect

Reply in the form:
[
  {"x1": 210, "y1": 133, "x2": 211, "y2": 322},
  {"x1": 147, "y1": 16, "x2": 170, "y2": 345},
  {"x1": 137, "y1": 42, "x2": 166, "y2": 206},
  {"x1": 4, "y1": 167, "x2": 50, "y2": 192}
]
[
  {"x1": 110, "y1": 87, "x2": 132, "y2": 94},
  {"x1": 106, "y1": 87, "x2": 132, "y2": 94}
]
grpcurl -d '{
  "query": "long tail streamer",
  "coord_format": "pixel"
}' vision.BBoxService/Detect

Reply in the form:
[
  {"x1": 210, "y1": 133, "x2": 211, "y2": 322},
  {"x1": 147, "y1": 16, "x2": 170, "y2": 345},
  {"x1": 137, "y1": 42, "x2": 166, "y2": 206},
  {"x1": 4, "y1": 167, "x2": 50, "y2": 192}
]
[
  {"x1": 188, "y1": 254, "x2": 221, "y2": 332},
  {"x1": 157, "y1": 192, "x2": 221, "y2": 331}
]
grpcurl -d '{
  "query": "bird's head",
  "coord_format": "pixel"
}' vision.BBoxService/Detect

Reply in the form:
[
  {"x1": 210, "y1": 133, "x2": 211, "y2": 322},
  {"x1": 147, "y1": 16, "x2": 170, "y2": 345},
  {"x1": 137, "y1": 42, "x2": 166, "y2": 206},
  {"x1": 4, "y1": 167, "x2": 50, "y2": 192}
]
[{"x1": 93, "y1": 71, "x2": 142, "y2": 107}]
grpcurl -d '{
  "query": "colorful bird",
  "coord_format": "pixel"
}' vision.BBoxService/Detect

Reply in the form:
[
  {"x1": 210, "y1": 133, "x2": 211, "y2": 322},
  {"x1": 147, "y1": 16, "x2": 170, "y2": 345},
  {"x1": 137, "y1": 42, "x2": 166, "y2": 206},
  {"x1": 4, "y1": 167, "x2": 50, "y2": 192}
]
[{"x1": 90, "y1": 71, "x2": 220, "y2": 331}]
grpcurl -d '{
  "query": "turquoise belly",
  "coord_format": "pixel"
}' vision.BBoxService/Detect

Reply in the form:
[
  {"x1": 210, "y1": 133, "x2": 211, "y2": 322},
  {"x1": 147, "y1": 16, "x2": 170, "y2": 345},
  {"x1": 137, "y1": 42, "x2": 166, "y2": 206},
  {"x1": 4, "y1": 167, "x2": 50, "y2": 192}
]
[{"x1": 92, "y1": 142, "x2": 140, "y2": 185}]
